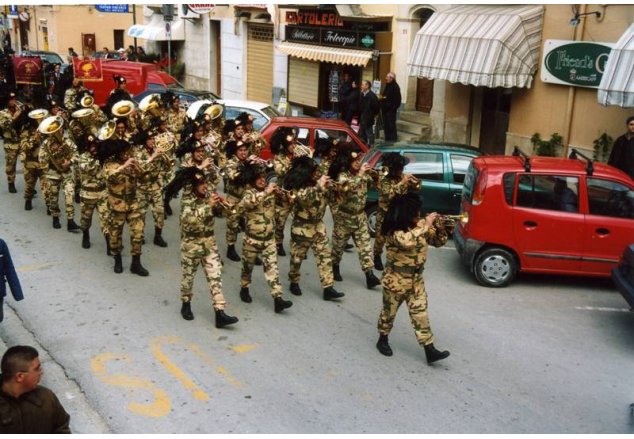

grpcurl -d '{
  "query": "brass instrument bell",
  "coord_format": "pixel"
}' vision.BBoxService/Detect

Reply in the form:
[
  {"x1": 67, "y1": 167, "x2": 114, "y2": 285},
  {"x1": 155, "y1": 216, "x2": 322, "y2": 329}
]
[
  {"x1": 139, "y1": 93, "x2": 162, "y2": 117},
  {"x1": 186, "y1": 99, "x2": 213, "y2": 120},
  {"x1": 71, "y1": 108, "x2": 95, "y2": 119},
  {"x1": 204, "y1": 103, "x2": 224, "y2": 120},
  {"x1": 97, "y1": 120, "x2": 117, "y2": 141},
  {"x1": 38, "y1": 115, "x2": 64, "y2": 135},
  {"x1": 80, "y1": 95, "x2": 95, "y2": 108},
  {"x1": 28, "y1": 108, "x2": 49, "y2": 120},
  {"x1": 111, "y1": 100, "x2": 135, "y2": 117}
]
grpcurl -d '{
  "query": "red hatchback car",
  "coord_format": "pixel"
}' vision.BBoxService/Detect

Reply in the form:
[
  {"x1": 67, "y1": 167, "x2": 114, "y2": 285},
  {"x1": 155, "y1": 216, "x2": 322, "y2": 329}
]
[
  {"x1": 258, "y1": 117, "x2": 369, "y2": 160},
  {"x1": 454, "y1": 148, "x2": 634, "y2": 287}
]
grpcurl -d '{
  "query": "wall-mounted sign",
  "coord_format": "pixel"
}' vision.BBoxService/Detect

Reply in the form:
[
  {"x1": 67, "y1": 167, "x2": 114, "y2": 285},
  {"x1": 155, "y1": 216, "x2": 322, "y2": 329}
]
[
  {"x1": 188, "y1": 4, "x2": 214, "y2": 15},
  {"x1": 18, "y1": 11, "x2": 29, "y2": 22},
  {"x1": 541, "y1": 39, "x2": 613, "y2": 88},
  {"x1": 7, "y1": 5, "x2": 18, "y2": 19},
  {"x1": 286, "y1": 10, "x2": 344, "y2": 27},
  {"x1": 95, "y1": 4, "x2": 130, "y2": 13},
  {"x1": 286, "y1": 26, "x2": 375, "y2": 49}
]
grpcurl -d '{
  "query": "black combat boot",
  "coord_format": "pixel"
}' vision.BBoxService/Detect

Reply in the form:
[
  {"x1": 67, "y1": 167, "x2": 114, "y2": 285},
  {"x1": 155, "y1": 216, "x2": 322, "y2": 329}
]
[
  {"x1": 113, "y1": 255, "x2": 123, "y2": 273},
  {"x1": 24, "y1": 199, "x2": 32, "y2": 211},
  {"x1": 164, "y1": 197, "x2": 173, "y2": 216},
  {"x1": 105, "y1": 235, "x2": 112, "y2": 256},
  {"x1": 374, "y1": 254, "x2": 384, "y2": 271},
  {"x1": 67, "y1": 219, "x2": 80, "y2": 232},
  {"x1": 130, "y1": 255, "x2": 149, "y2": 277},
  {"x1": 239, "y1": 287, "x2": 252, "y2": 303},
  {"x1": 52, "y1": 217, "x2": 61, "y2": 229},
  {"x1": 344, "y1": 242, "x2": 354, "y2": 251},
  {"x1": 424, "y1": 343, "x2": 450, "y2": 364},
  {"x1": 376, "y1": 334, "x2": 393, "y2": 357},
  {"x1": 274, "y1": 296, "x2": 293, "y2": 313},
  {"x1": 226, "y1": 244, "x2": 240, "y2": 262},
  {"x1": 153, "y1": 227, "x2": 167, "y2": 247},
  {"x1": 333, "y1": 264, "x2": 343, "y2": 282},
  {"x1": 323, "y1": 286, "x2": 344, "y2": 301},
  {"x1": 215, "y1": 309, "x2": 238, "y2": 328},
  {"x1": 289, "y1": 283, "x2": 302, "y2": 296},
  {"x1": 8, "y1": 182, "x2": 16, "y2": 193},
  {"x1": 277, "y1": 243, "x2": 286, "y2": 256},
  {"x1": 82, "y1": 230, "x2": 90, "y2": 249},
  {"x1": 181, "y1": 302, "x2": 194, "y2": 320},
  {"x1": 365, "y1": 270, "x2": 381, "y2": 289}
]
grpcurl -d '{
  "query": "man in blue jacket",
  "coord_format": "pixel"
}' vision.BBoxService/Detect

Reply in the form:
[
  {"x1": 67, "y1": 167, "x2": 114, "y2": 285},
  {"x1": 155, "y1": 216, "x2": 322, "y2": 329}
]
[{"x1": 0, "y1": 238, "x2": 23, "y2": 322}]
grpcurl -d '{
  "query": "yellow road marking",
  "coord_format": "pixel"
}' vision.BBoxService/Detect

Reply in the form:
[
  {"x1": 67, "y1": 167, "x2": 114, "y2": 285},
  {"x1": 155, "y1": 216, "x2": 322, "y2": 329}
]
[
  {"x1": 188, "y1": 343, "x2": 245, "y2": 389},
  {"x1": 16, "y1": 262, "x2": 55, "y2": 272},
  {"x1": 231, "y1": 344, "x2": 258, "y2": 354},
  {"x1": 91, "y1": 353, "x2": 171, "y2": 418}
]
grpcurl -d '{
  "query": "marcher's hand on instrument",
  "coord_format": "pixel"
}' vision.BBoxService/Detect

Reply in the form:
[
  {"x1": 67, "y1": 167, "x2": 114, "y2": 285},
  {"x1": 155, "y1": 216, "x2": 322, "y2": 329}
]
[
  {"x1": 318, "y1": 175, "x2": 330, "y2": 188},
  {"x1": 425, "y1": 212, "x2": 439, "y2": 228},
  {"x1": 360, "y1": 163, "x2": 371, "y2": 175},
  {"x1": 200, "y1": 158, "x2": 212, "y2": 169},
  {"x1": 210, "y1": 192, "x2": 221, "y2": 206},
  {"x1": 266, "y1": 183, "x2": 277, "y2": 195}
]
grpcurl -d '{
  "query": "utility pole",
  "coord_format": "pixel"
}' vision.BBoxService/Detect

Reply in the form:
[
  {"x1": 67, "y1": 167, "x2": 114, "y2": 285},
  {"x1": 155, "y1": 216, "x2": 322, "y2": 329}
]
[
  {"x1": 132, "y1": 4, "x2": 137, "y2": 50},
  {"x1": 162, "y1": 4, "x2": 174, "y2": 75}
]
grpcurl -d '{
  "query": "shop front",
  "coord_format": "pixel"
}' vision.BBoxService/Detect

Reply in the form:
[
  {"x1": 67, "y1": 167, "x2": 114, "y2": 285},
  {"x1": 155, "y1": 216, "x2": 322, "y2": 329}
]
[{"x1": 279, "y1": 7, "x2": 392, "y2": 116}]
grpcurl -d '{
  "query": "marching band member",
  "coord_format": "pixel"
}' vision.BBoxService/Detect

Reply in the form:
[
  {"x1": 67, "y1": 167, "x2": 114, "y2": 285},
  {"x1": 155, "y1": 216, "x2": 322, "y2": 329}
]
[
  {"x1": 236, "y1": 162, "x2": 293, "y2": 313},
  {"x1": 236, "y1": 111, "x2": 265, "y2": 156},
  {"x1": 163, "y1": 92, "x2": 187, "y2": 142},
  {"x1": 153, "y1": 117, "x2": 179, "y2": 216},
  {"x1": 164, "y1": 166, "x2": 239, "y2": 328},
  {"x1": 21, "y1": 109, "x2": 49, "y2": 211},
  {"x1": 270, "y1": 127, "x2": 296, "y2": 256},
  {"x1": 0, "y1": 92, "x2": 26, "y2": 193},
  {"x1": 224, "y1": 139, "x2": 251, "y2": 262}
]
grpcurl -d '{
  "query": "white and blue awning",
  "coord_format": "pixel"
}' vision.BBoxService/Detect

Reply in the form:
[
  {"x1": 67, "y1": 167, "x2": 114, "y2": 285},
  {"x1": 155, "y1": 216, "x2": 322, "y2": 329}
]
[
  {"x1": 598, "y1": 23, "x2": 634, "y2": 108},
  {"x1": 128, "y1": 14, "x2": 184, "y2": 41},
  {"x1": 408, "y1": 5, "x2": 544, "y2": 89}
]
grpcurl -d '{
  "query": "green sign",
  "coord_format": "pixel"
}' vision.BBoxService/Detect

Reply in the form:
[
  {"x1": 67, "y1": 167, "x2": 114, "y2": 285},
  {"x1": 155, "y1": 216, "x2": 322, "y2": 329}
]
[
  {"x1": 360, "y1": 34, "x2": 374, "y2": 48},
  {"x1": 541, "y1": 40, "x2": 612, "y2": 88}
]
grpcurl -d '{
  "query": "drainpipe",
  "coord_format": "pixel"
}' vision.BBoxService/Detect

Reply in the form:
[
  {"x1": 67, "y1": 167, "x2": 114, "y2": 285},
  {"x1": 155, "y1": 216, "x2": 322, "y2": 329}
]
[
  {"x1": 132, "y1": 4, "x2": 137, "y2": 50},
  {"x1": 562, "y1": 4, "x2": 587, "y2": 157}
]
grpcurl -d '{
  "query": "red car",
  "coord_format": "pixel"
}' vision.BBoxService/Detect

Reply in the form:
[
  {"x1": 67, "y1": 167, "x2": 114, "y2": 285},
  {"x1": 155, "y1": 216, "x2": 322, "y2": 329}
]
[
  {"x1": 258, "y1": 117, "x2": 368, "y2": 160},
  {"x1": 454, "y1": 148, "x2": 634, "y2": 287}
]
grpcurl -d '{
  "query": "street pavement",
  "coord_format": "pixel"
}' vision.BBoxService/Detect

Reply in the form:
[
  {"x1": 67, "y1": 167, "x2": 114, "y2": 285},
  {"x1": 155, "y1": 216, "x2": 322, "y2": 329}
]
[{"x1": 1, "y1": 157, "x2": 633, "y2": 433}]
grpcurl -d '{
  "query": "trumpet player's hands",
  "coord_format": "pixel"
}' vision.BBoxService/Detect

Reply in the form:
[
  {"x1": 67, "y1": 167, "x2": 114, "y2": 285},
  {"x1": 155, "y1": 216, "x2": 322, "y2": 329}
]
[
  {"x1": 318, "y1": 175, "x2": 330, "y2": 189},
  {"x1": 210, "y1": 192, "x2": 222, "y2": 206},
  {"x1": 359, "y1": 163, "x2": 371, "y2": 175},
  {"x1": 425, "y1": 212, "x2": 439, "y2": 228},
  {"x1": 199, "y1": 158, "x2": 212, "y2": 169},
  {"x1": 266, "y1": 183, "x2": 277, "y2": 195},
  {"x1": 61, "y1": 159, "x2": 71, "y2": 172}
]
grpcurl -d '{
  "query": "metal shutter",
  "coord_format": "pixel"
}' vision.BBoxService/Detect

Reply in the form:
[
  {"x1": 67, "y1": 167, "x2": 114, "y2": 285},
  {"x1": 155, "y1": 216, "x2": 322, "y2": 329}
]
[
  {"x1": 288, "y1": 57, "x2": 319, "y2": 108},
  {"x1": 247, "y1": 24, "x2": 273, "y2": 104}
]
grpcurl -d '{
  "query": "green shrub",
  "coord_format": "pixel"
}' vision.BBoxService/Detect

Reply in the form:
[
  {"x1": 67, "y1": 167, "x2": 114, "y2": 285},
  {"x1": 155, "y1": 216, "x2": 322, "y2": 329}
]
[
  {"x1": 592, "y1": 132, "x2": 613, "y2": 162},
  {"x1": 531, "y1": 132, "x2": 562, "y2": 157}
]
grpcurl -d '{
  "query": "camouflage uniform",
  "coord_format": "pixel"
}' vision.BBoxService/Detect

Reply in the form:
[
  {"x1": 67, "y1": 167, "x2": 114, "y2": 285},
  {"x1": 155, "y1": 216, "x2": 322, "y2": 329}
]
[
  {"x1": 374, "y1": 174, "x2": 410, "y2": 258},
  {"x1": 238, "y1": 187, "x2": 283, "y2": 297},
  {"x1": 289, "y1": 184, "x2": 334, "y2": 289},
  {"x1": 63, "y1": 86, "x2": 88, "y2": 112},
  {"x1": 166, "y1": 107, "x2": 187, "y2": 142},
  {"x1": 0, "y1": 107, "x2": 22, "y2": 185},
  {"x1": 202, "y1": 131, "x2": 225, "y2": 169},
  {"x1": 377, "y1": 219, "x2": 449, "y2": 346},
  {"x1": 78, "y1": 151, "x2": 109, "y2": 235},
  {"x1": 331, "y1": 171, "x2": 374, "y2": 271},
  {"x1": 39, "y1": 135, "x2": 78, "y2": 220},
  {"x1": 133, "y1": 146, "x2": 165, "y2": 232},
  {"x1": 224, "y1": 156, "x2": 247, "y2": 246},
  {"x1": 103, "y1": 155, "x2": 144, "y2": 256},
  {"x1": 154, "y1": 131, "x2": 178, "y2": 189},
  {"x1": 179, "y1": 188, "x2": 227, "y2": 310},
  {"x1": 245, "y1": 130, "x2": 265, "y2": 156},
  {"x1": 21, "y1": 127, "x2": 49, "y2": 203},
  {"x1": 273, "y1": 153, "x2": 293, "y2": 246}
]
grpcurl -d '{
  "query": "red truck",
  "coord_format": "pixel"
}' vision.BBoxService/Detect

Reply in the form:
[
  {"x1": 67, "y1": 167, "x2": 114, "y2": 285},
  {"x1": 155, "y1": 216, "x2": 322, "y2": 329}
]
[{"x1": 83, "y1": 60, "x2": 179, "y2": 108}]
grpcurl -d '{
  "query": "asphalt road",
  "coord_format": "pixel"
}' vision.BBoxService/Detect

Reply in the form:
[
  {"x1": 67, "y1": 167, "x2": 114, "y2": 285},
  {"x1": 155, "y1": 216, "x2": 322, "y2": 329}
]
[{"x1": 1, "y1": 160, "x2": 633, "y2": 433}]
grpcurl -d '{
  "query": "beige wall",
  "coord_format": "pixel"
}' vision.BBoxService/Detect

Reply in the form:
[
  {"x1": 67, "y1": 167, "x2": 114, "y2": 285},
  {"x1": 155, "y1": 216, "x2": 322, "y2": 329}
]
[{"x1": 27, "y1": 5, "x2": 142, "y2": 57}]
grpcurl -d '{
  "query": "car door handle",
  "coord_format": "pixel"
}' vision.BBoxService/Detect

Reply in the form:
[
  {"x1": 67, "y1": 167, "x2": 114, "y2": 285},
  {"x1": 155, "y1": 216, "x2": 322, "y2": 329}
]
[
  {"x1": 523, "y1": 221, "x2": 538, "y2": 228},
  {"x1": 595, "y1": 228, "x2": 610, "y2": 236}
]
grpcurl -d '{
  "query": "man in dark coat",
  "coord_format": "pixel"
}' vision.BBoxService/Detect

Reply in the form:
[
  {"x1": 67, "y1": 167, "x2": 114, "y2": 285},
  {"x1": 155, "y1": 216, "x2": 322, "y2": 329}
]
[
  {"x1": 608, "y1": 116, "x2": 634, "y2": 181},
  {"x1": 0, "y1": 238, "x2": 23, "y2": 322},
  {"x1": 0, "y1": 345, "x2": 71, "y2": 433},
  {"x1": 358, "y1": 80, "x2": 380, "y2": 147},
  {"x1": 381, "y1": 72, "x2": 402, "y2": 142}
]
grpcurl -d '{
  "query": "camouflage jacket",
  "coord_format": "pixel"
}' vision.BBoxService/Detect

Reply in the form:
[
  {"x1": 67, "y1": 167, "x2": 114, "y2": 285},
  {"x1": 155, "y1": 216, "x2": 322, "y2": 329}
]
[
  {"x1": 21, "y1": 128, "x2": 44, "y2": 169},
  {"x1": 291, "y1": 184, "x2": 329, "y2": 241},
  {"x1": 0, "y1": 108, "x2": 20, "y2": 143},
  {"x1": 133, "y1": 146, "x2": 163, "y2": 191},
  {"x1": 238, "y1": 188, "x2": 276, "y2": 240},
  {"x1": 180, "y1": 189, "x2": 216, "y2": 240},
  {"x1": 273, "y1": 153, "x2": 292, "y2": 185},
  {"x1": 39, "y1": 135, "x2": 78, "y2": 178},
  {"x1": 166, "y1": 107, "x2": 187, "y2": 138},
  {"x1": 224, "y1": 156, "x2": 247, "y2": 199},
  {"x1": 103, "y1": 157, "x2": 139, "y2": 212},
  {"x1": 334, "y1": 171, "x2": 372, "y2": 221},
  {"x1": 78, "y1": 152, "x2": 106, "y2": 198},
  {"x1": 317, "y1": 158, "x2": 331, "y2": 178},
  {"x1": 244, "y1": 130, "x2": 265, "y2": 156},
  {"x1": 377, "y1": 174, "x2": 409, "y2": 212},
  {"x1": 385, "y1": 219, "x2": 448, "y2": 272},
  {"x1": 180, "y1": 156, "x2": 221, "y2": 188},
  {"x1": 63, "y1": 86, "x2": 88, "y2": 111}
]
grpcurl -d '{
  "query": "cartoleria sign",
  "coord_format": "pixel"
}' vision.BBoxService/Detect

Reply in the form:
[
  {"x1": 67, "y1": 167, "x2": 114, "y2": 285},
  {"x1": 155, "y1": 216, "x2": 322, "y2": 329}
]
[{"x1": 541, "y1": 39, "x2": 613, "y2": 88}]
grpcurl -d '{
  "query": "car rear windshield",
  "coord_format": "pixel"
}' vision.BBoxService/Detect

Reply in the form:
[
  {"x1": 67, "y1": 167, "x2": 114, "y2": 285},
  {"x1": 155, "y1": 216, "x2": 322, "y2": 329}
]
[{"x1": 462, "y1": 163, "x2": 479, "y2": 203}]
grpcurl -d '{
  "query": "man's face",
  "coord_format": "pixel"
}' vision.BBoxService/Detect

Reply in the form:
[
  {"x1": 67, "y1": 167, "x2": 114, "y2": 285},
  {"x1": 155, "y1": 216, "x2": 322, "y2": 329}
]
[
  {"x1": 255, "y1": 174, "x2": 266, "y2": 190},
  {"x1": 385, "y1": 74, "x2": 393, "y2": 83},
  {"x1": 361, "y1": 81, "x2": 369, "y2": 92},
  {"x1": 172, "y1": 99, "x2": 180, "y2": 110},
  {"x1": 192, "y1": 147, "x2": 205, "y2": 162},
  {"x1": 19, "y1": 357, "x2": 43, "y2": 392},
  {"x1": 146, "y1": 137, "x2": 155, "y2": 149},
  {"x1": 54, "y1": 65, "x2": 60, "y2": 73},
  {"x1": 234, "y1": 126, "x2": 245, "y2": 138},
  {"x1": 72, "y1": 79, "x2": 81, "y2": 88},
  {"x1": 628, "y1": 120, "x2": 634, "y2": 134},
  {"x1": 236, "y1": 146, "x2": 249, "y2": 161},
  {"x1": 116, "y1": 122, "x2": 126, "y2": 136},
  {"x1": 351, "y1": 156, "x2": 361, "y2": 172},
  {"x1": 194, "y1": 180, "x2": 207, "y2": 197}
]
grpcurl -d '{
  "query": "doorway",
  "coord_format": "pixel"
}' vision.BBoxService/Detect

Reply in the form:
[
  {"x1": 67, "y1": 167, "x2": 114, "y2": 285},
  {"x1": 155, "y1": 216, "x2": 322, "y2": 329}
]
[
  {"x1": 479, "y1": 88, "x2": 511, "y2": 155},
  {"x1": 113, "y1": 30, "x2": 124, "y2": 52},
  {"x1": 209, "y1": 20, "x2": 221, "y2": 95},
  {"x1": 82, "y1": 33, "x2": 96, "y2": 57},
  {"x1": 414, "y1": 8, "x2": 434, "y2": 113}
]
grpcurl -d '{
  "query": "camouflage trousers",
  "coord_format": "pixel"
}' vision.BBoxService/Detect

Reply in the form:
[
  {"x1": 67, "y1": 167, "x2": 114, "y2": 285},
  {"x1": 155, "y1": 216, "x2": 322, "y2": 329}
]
[
  {"x1": 377, "y1": 269, "x2": 433, "y2": 346},
  {"x1": 137, "y1": 186, "x2": 165, "y2": 230},
  {"x1": 274, "y1": 196, "x2": 292, "y2": 245},
  {"x1": 80, "y1": 190, "x2": 110, "y2": 235},
  {"x1": 225, "y1": 195, "x2": 242, "y2": 246},
  {"x1": 289, "y1": 221, "x2": 334, "y2": 289},
  {"x1": 23, "y1": 166, "x2": 48, "y2": 202},
  {"x1": 180, "y1": 236, "x2": 226, "y2": 310},
  {"x1": 373, "y1": 208, "x2": 387, "y2": 257},
  {"x1": 109, "y1": 202, "x2": 144, "y2": 256},
  {"x1": 47, "y1": 173, "x2": 76, "y2": 219},
  {"x1": 240, "y1": 234, "x2": 282, "y2": 297},
  {"x1": 331, "y1": 211, "x2": 374, "y2": 271},
  {"x1": 3, "y1": 143, "x2": 19, "y2": 184}
]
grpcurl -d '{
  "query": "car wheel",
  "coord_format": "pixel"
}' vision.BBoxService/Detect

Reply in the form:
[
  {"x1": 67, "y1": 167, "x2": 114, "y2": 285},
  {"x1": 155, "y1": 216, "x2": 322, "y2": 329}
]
[
  {"x1": 365, "y1": 204, "x2": 378, "y2": 238},
  {"x1": 474, "y1": 247, "x2": 517, "y2": 288}
]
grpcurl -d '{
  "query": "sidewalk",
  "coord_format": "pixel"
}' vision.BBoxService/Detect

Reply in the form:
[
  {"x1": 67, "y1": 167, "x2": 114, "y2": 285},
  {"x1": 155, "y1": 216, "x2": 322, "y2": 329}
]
[{"x1": 0, "y1": 303, "x2": 111, "y2": 434}]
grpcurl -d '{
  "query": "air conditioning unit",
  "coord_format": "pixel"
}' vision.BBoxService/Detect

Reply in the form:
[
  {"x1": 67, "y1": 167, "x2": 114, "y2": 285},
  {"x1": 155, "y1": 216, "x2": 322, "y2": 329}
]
[{"x1": 179, "y1": 5, "x2": 201, "y2": 19}]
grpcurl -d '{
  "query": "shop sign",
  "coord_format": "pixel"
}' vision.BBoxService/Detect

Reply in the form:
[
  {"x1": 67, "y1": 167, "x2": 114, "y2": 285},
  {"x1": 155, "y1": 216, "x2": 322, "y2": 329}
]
[
  {"x1": 7, "y1": 5, "x2": 18, "y2": 19},
  {"x1": 541, "y1": 39, "x2": 613, "y2": 88},
  {"x1": 288, "y1": 27, "x2": 319, "y2": 44},
  {"x1": 287, "y1": 26, "x2": 375, "y2": 49},
  {"x1": 321, "y1": 30, "x2": 357, "y2": 48},
  {"x1": 95, "y1": 5, "x2": 129, "y2": 13},
  {"x1": 286, "y1": 10, "x2": 344, "y2": 27}
]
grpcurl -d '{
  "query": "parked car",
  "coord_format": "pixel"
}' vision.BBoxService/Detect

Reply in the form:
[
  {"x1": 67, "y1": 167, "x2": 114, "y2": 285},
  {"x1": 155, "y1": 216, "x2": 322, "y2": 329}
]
[
  {"x1": 94, "y1": 51, "x2": 125, "y2": 60},
  {"x1": 259, "y1": 116, "x2": 368, "y2": 161},
  {"x1": 221, "y1": 99, "x2": 281, "y2": 131},
  {"x1": 361, "y1": 142, "x2": 482, "y2": 236},
  {"x1": 612, "y1": 244, "x2": 634, "y2": 310},
  {"x1": 454, "y1": 148, "x2": 634, "y2": 287},
  {"x1": 21, "y1": 50, "x2": 69, "y2": 72},
  {"x1": 133, "y1": 88, "x2": 220, "y2": 110}
]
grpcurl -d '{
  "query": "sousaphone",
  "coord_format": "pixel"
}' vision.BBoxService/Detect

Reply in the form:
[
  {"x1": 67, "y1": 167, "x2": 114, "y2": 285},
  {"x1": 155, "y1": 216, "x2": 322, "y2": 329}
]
[
  {"x1": 72, "y1": 107, "x2": 95, "y2": 119},
  {"x1": 139, "y1": 93, "x2": 162, "y2": 117},
  {"x1": 28, "y1": 108, "x2": 49, "y2": 120},
  {"x1": 80, "y1": 95, "x2": 95, "y2": 108},
  {"x1": 97, "y1": 120, "x2": 117, "y2": 141},
  {"x1": 204, "y1": 103, "x2": 224, "y2": 120},
  {"x1": 111, "y1": 100, "x2": 135, "y2": 118},
  {"x1": 186, "y1": 99, "x2": 212, "y2": 120},
  {"x1": 38, "y1": 115, "x2": 64, "y2": 135}
]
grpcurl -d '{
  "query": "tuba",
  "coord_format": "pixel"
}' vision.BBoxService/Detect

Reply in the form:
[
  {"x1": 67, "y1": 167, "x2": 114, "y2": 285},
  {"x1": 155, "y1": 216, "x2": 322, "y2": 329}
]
[
  {"x1": 28, "y1": 108, "x2": 49, "y2": 121},
  {"x1": 97, "y1": 120, "x2": 117, "y2": 141},
  {"x1": 204, "y1": 103, "x2": 224, "y2": 120},
  {"x1": 139, "y1": 93, "x2": 163, "y2": 118},
  {"x1": 38, "y1": 115, "x2": 64, "y2": 137},
  {"x1": 111, "y1": 100, "x2": 136, "y2": 118},
  {"x1": 80, "y1": 95, "x2": 95, "y2": 108},
  {"x1": 186, "y1": 99, "x2": 213, "y2": 120}
]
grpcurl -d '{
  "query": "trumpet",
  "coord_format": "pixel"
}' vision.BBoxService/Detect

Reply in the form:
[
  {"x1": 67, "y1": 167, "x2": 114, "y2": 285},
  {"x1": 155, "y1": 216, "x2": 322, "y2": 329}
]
[
  {"x1": 206, "y1": 161, "x2": 226, "y2": 178},
  {"x1": 273, "y1": 184, "x2": 296, "y2": 201},
  {"x1": 212, "y1": 192, "x2": 237, "y2": 214},
  {"x1": 327, "y1": 176, "x2": 350, "y2": 192},
  {"x1": 406, "y1": 174, "x2": 422, "y2": 191},
  {"x1": 293, "y1": 142, "x2": 312, "y2": 158},
  {"x1": 366, "y1": 166, "x2": 389, "y2": 179},
  {"x1": 248, "y1": 156, "x2": 274, "y2": 169},
  {"x1": 435, "y1": 213, "x2": 467, "y2": 228}
]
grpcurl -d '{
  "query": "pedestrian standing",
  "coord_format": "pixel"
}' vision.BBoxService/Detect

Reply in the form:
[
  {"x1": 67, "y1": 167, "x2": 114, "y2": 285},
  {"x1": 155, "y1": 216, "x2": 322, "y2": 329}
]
[
  {"x1": 0, "y1": 346, "x2": 71, "y2": 433},
  {"x1": 0, "y1": 238, "x2": 24, "y2": 322},
  {"x1": 608, "y1": 116, "x2": 634, "y2": 180},
  {"x1": 375, "y1": 192, "x2": 450, "y2": 364},
  {"x1": 381, "y1": 72, "x2": 401, "y2": 142},
  {"x1": 339, "y1": 72, "x2": 353, "y2": 122},
  {"x1": 358, "y1": 80, "x2": 380, "y2": 147}
]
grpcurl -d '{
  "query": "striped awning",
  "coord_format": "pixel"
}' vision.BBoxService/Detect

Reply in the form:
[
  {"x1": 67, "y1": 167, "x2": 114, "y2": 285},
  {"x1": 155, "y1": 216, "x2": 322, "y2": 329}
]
[
  {"x1": 408, "y1": 5, "x2": 544, "y2": 88},
  {"x1": 598, "y1": 23, "x2": 634, "y2": 107},
  {"x1": 278, "y1": 42, "x2": 373, "y2": 67},
  {"x1": 128, "y1": 14, "x2": 184, "y2": 41}
]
